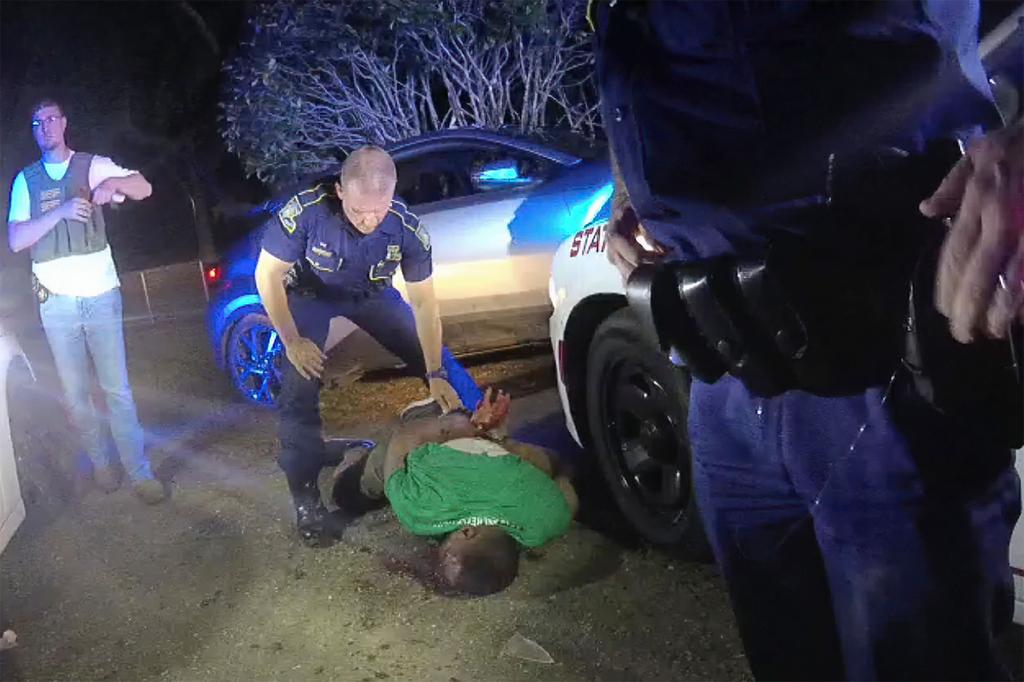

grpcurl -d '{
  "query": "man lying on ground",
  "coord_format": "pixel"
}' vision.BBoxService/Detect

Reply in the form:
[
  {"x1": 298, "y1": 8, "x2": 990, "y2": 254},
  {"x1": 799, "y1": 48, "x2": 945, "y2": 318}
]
[{"x1": 332, "y1": 389, "x2": 577, "y2": 596}]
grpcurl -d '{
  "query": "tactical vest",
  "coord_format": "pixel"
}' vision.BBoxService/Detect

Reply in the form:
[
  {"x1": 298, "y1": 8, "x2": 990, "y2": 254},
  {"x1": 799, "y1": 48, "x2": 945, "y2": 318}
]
[{"x1": 24, "y1": 152, "x2": 107, "y2": 263}]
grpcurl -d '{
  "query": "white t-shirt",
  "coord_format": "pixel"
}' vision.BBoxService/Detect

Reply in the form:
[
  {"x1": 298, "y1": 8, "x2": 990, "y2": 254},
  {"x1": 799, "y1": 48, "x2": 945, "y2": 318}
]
[{"x1": 8, "y1": 152, "x2": 134, "y2": 297}]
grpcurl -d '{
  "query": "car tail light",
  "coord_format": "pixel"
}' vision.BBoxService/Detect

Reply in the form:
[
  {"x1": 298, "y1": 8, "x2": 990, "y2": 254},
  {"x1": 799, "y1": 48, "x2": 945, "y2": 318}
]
[{"x1": 204, "y1": 264, "x2": 223, "y2": 286}]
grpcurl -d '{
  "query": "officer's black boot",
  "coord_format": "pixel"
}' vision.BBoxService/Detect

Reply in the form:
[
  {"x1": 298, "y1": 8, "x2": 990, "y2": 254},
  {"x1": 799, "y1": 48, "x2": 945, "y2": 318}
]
[{"x1": 290, "y1": 479, "x2": 327, "y2": 547}]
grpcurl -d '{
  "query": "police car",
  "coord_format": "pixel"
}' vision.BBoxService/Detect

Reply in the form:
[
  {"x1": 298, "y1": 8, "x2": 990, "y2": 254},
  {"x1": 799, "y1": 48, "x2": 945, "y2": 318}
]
[
  {"x1": 549, "y1": 8, "x2": 1024, "y2": 614},
  {"x1": 205, "y1": 129, "x2": 612, "y2": 407}
]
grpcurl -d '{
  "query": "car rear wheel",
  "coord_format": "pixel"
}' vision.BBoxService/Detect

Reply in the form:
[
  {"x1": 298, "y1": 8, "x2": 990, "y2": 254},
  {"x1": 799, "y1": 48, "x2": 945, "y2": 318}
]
[
  {"x1": 585, "y1": 308, "x2": 710, "y2": 559},
  {"x1": 227, "y1": 313, "x2": 284, "y2": 408}
]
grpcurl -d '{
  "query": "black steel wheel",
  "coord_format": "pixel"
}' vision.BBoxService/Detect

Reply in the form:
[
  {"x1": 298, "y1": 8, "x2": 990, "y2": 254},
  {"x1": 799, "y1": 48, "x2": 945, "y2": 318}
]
[{"x1": 585, "y1": 308, "x2": 709, "y2": 557}]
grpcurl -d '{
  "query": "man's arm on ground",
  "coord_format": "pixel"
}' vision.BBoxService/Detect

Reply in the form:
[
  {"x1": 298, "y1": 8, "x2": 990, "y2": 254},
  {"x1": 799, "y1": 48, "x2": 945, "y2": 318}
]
[
  {"x1": 502, "y1": 439, "x2": 578, "y2": 519},
  {"x1": 500, "y1": 440, "x2": 557, "y2": 478},
  {"x1": 382, "y1": 417, "x2": 478, "y2": 482},
  {"x1": 555, "y1": 476, "x2": 579, "y2": 519}
]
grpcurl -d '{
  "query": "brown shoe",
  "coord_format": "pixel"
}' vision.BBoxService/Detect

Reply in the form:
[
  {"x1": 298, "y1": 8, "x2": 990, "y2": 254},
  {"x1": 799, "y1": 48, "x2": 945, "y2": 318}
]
[
  {"x1": 132, "y1": 478, "x2": 167, "y2": 505},
  {"x1": 93, "y1": 466, "x2": 122, "y2": 493}
]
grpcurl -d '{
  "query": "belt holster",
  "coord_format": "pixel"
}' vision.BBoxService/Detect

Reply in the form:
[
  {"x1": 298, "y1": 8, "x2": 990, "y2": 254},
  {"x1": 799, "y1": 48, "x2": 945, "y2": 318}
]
[
  {"x1": 626, "y1": 139, "x2": 1024, "y2": 448},
  {"x1": 627, "y1": 238, "x2": 906, "y2": 399},
  {"x1": 627, "y1": 238, "x2": 1024, "y2": 448}
]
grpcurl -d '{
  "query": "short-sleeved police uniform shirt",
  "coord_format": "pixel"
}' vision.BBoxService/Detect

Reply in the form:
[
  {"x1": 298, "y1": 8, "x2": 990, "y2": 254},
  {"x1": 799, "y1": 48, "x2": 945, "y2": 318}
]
[{"x1": 261, "y1": 185, "x2": 433, "y2": 295}]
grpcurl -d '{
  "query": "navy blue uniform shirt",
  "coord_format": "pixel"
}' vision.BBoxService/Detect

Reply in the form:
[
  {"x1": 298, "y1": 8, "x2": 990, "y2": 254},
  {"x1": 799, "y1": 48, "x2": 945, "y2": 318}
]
[
  {"x1": 261, "y1": 185, "x2": 433, "y2": 295},
  {"x1": 591, "y1": 0, "x2": 1002, "y2": 260}
]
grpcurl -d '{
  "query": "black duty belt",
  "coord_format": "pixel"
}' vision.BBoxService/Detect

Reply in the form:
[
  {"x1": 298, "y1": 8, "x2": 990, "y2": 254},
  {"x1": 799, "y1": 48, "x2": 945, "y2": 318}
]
[
  {"x1": 287, "y1": 282, "x2": 386, "y2": 303},
  {"x1": 627, "y1": 141, "x2": 1023, "y2": 448},
  {"x1": 284, "y1": 263, "x2": 387, "y2": 303}
]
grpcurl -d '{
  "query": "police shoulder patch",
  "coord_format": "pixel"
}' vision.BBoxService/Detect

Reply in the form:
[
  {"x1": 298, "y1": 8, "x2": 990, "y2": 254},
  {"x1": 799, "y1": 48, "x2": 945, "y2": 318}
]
[
  {"x1": 277, "y1": 195, "x2": 303, "y2": 234},
  {"x1": 389, "y1": 205, "x2": 431, "y2": 251},
  {"x1": 413, "y1": 224, "x2": 431, "y2": 251}
]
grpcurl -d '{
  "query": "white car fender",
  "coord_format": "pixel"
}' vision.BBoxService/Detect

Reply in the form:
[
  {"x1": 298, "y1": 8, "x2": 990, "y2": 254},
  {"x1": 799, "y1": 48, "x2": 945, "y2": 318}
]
[{"x1": 548, "y1": 218, "x2": 628, "y2": 443}]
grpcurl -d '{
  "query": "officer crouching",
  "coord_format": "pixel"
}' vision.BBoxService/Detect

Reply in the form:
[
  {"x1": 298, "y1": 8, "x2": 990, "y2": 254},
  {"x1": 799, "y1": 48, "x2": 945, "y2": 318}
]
[{"x1": 254, "y1": 146, "x2": 483, "y2": 546}]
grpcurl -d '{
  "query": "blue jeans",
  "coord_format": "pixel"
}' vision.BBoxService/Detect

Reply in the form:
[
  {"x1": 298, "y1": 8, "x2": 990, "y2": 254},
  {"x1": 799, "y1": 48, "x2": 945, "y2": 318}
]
[
  {"x1": 39, "y1": 288, "x2": 153, "y2": 481},
  {"x1": 278, "y1": 287, "x2": 482, "y2": 492},
  {"x1": 689, "y1": 375, "x2": 1020, "y2": 681}
]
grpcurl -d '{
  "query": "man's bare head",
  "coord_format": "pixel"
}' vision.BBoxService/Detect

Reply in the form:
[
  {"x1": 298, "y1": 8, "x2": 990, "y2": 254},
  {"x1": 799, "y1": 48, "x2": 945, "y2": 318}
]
[
  {"x1": 439, "y1": 526, "x2": 520, "y2": 596},
  {"x1": 336, "y1": 146, "x2": 397, "y2": 234}
]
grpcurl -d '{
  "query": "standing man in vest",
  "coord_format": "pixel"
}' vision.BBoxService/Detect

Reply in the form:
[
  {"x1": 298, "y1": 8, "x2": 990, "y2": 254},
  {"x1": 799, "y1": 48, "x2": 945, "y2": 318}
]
[
  {"x1": 255, "y1": 145, "x2": 483, "y2": 547},
  {"x1": 6, "y1": 99, "x2": 165, "y2": 504}
]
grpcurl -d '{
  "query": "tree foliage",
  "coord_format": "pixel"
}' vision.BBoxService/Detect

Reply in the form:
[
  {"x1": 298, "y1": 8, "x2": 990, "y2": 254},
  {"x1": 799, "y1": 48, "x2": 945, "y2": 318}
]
[{"x1": 220, "y1": 0, "x2": 598, "y2": 184}]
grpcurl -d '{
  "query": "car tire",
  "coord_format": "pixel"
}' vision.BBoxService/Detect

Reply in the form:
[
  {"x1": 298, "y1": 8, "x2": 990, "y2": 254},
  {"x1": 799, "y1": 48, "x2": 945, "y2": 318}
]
[
  {"x1": 226, "y1": 313, "x2": 285, "y2": 408},
  {"x1": 585, "y1": 308, "x2": 711, "y2": 560}
]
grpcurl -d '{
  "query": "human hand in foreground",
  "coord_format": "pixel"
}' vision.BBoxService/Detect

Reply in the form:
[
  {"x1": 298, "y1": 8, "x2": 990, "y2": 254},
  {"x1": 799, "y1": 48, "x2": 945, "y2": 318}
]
[{"x1": 921, "y1": 122, "x2": 1024, "y2": 343}]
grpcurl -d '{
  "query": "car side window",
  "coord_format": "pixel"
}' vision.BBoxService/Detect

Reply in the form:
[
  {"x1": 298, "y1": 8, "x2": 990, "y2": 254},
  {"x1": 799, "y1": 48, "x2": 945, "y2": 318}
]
[
  {"x1": 395, "y1": 147, "x2": 559, "y2": 204},
  {"x1": 396, "y1": 154, "x2": 474, "y2": 205},
  {"x1": 468, "y1": 151, "x2": 557, "y2": 193}
]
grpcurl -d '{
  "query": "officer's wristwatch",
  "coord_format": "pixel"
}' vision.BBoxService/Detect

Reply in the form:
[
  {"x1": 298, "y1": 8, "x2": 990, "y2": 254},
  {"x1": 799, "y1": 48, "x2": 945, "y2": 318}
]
[{"x1": 426, "y1": 368, "x2": 449, "y2": 382}]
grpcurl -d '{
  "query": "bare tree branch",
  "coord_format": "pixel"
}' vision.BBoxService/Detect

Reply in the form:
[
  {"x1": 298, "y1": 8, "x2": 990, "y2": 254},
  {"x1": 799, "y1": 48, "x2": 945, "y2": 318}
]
[{"x1": 220, "y1": 0, "x2": 600, "y2": 183}]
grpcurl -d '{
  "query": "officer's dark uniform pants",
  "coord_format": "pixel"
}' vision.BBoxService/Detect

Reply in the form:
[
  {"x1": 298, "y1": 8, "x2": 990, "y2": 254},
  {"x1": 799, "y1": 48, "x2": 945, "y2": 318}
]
[
  {"x1": 278, "y1": 287, "x2": 481, "y2": 492},
  {"x1": 689, "y1": 375, "x2": 1020, "y2": 680}
]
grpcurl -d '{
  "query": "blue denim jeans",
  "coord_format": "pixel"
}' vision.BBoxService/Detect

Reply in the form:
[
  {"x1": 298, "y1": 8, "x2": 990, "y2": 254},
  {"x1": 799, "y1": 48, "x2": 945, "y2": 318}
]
[
  {"x1": 39, "y1": 288, "x2": 153, "y2": 481},
  {"x1": 689, "y1": 375, "x2": 1020, "y2": 680}
]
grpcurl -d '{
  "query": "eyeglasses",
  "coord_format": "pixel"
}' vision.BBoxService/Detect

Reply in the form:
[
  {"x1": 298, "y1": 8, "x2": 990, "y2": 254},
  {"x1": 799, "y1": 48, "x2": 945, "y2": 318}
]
[{"x1": 31, "y1": 114, "x2": 63, "y2": 129}]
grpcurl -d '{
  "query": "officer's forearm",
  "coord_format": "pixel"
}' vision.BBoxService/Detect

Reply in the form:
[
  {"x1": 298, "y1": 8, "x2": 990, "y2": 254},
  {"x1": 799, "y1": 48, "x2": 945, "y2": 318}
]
[
  {"x1": 407, "y1": 278, "x2": 444, "y2": 373},
  {"x1": 8, "y1": 211, "x2": 63, "y2": 253},
  {"x1": 609, "y1": 147, "x2": 631, "y2": 221},
  {"x1": 255, "y1": 267, "x2": 301, "y2": 345},
  {"x1": 412, "y1": 302, "x2": 444, "y2": 373}
]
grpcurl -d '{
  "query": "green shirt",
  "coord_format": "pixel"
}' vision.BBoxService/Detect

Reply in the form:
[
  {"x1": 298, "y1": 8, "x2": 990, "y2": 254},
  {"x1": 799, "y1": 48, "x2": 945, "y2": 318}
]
[{"x1": 384, "y1": 442, "x2": 572, "y2": 548}]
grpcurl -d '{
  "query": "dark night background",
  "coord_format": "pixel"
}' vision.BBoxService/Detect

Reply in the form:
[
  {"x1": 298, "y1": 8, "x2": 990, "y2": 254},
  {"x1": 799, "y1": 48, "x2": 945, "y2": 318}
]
[{"x1": 0, "y1": 1, "x2": 1019, "y2": 275}]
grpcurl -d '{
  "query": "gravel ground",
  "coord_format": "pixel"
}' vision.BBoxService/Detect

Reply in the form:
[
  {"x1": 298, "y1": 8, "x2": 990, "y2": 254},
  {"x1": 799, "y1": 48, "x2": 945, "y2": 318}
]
[{"x1": 0, "y1": 319, "x2": 750, "y2": 681}]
